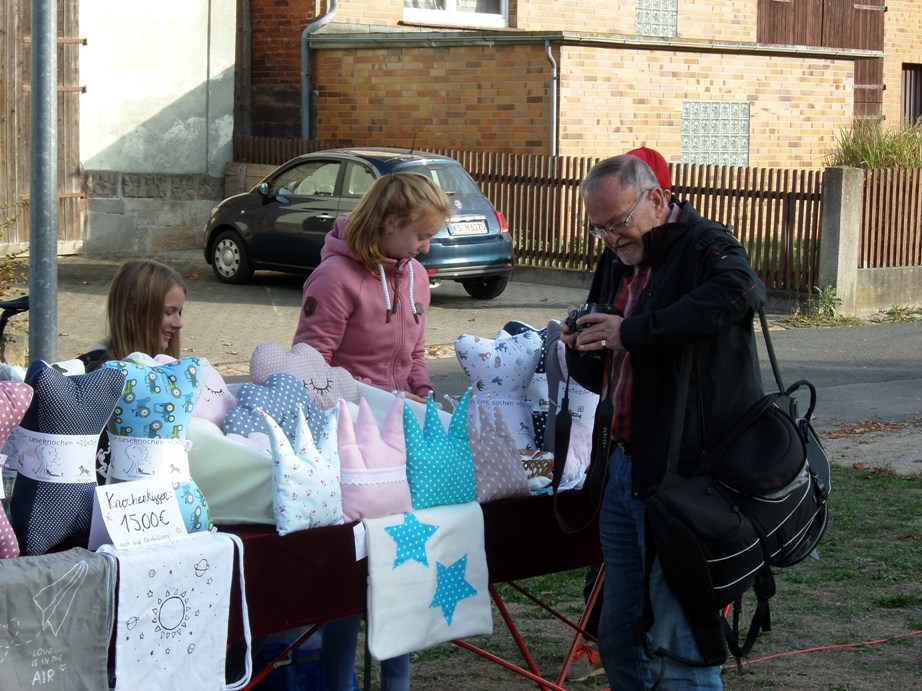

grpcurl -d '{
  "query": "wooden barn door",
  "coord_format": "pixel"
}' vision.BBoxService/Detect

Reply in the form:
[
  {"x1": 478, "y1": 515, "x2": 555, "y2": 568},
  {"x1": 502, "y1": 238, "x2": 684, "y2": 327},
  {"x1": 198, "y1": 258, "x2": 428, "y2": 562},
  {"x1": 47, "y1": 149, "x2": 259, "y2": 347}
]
[{"x1": 0, "y1": 0, "x2": 83, "y2": 256}]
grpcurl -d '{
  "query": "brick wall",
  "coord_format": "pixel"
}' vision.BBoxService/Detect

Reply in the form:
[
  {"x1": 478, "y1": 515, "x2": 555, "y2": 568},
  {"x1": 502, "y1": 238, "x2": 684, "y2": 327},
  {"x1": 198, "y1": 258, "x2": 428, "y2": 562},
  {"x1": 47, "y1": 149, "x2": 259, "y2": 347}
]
[
  {"x1": 313, "y1": 43, "x2": 551, "y2": 151},
  {"x1": 558, "y1": 47, "x2": 854, "y2": 167},
  {"x1": 881, "y1": 0, "x2": 922, "y2": 125}
]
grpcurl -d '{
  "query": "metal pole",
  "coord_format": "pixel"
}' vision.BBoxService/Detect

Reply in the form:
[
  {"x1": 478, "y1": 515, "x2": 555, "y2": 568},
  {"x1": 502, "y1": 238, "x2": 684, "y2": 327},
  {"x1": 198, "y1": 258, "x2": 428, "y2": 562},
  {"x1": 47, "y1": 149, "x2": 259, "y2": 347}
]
[{"x1": 29, "y1": 0, "x2": 58, "y2": 362}]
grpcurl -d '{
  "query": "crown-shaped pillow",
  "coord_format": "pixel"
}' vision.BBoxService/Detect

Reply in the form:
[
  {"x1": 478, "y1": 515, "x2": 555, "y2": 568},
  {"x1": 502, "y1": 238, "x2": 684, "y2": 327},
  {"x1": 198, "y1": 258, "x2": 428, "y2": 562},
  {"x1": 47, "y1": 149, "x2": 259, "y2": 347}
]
[
  {"x1": 502, "y1": 320, "x2": 550, "y2": 450},
  {"x1": 8, "y1": 361, "x2": 126, "y2": 555},
  {"x1": 338, "y1": 395, "x2": 410, "y2": 522},
  {"x1": 224, "y1": 372, "x2": 329, "y2": 451},
  {"x1": 403, "y1": 390, "x2": 475, "y2": 510},
  {"x1": 0, "y1": 382, "x2": 34, "y2": 559},
  {"x1": 249, "y1": 342, "x2": 359, "y2": 409},
  {"x1": 258, "y1": 405, "x2": 343, "y2": 534},
  {"x1": 102, "y1": 356, "x2": 212, "y2": 534},
  {"x1": 468, "y1": 396, "x2": 531, "y2": 503},
  {"x1": 454, "y1": 331, "x2": 543, "y2": 451}
]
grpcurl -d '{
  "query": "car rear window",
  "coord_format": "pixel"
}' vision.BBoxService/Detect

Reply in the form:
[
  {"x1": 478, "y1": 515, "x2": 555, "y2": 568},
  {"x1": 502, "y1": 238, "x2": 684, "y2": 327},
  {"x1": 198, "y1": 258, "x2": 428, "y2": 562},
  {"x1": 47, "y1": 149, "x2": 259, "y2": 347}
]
[{"x1": 397, "y1": 162, "x2": 482, "y2": 197}]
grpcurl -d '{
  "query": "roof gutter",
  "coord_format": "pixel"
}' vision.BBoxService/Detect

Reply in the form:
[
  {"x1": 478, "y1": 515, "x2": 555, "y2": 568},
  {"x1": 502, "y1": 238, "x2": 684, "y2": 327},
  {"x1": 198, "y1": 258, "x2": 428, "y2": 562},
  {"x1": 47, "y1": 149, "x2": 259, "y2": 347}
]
[
  {"x1": 306, "y1": 29, "x2": 882, "y2": 61},
  {"x1": 301, "y1": 0, "x2": 339, "y2": 140}
]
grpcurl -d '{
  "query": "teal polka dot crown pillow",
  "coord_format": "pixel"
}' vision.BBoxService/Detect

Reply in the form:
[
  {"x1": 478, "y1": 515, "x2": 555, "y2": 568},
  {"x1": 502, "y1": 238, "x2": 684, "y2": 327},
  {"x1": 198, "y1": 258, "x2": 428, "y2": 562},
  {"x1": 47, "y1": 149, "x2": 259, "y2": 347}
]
[{"x1": 403, "y1": 389, "x2": 475, "y2": 510}]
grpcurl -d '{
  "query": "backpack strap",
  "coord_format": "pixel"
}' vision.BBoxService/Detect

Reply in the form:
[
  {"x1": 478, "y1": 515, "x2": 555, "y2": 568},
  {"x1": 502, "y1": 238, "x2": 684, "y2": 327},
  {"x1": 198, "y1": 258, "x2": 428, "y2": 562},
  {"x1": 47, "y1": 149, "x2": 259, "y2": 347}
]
[{"x1": 723, "y1": 570, "x2": 776, "y2": 670}]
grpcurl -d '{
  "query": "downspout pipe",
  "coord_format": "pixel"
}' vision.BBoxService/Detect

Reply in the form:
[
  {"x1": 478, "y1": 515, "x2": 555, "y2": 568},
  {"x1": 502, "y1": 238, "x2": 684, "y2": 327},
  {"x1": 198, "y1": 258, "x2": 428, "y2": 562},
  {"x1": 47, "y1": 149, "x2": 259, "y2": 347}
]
[
  {"x1": 301, "y1": 0, "x2": 339, "y2": 141},
  {"x1": 545, "y1": 40, "x2": 557, "y2": 156}
]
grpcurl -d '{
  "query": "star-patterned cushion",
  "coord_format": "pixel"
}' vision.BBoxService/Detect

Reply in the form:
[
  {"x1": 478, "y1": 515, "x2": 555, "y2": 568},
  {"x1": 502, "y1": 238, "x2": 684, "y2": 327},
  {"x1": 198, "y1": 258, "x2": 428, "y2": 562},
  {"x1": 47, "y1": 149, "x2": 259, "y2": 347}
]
[
  {"x1": 249, "y1": 342, "x2": 359, "y2": 410},
  {"x1": 502, "y1": 320, "x2": 550, "y2": 450},
  {"x1": 0, "y1": 382, "x2": 34, "y2": 559},
  {"x1": 364, "y1": 503, "x2": 492, "y2": 660},
  {"x1": 102, "y1": 356, "x2": 212, "y2": 534},
  {"x1": 403, "y1": 390, "x2": 475, "y2": 510},
  {"x1": 8, "y1": 361, "x2": 126, "y2": 555},
  {"x1": 454, "y1": 331, "x2": 543, "y2": 452},
  {"x1": 258, "y1": 404, "x2": 342, "y2": 534},
  {"x1": 338, "y1": 395, "x2": 411, "y2": 522},
  {"x1": 224, "y1": 373, "x2": 330, "y2": 450},
  {"x1": 468, "y1": 396, "x2": 530, "y2": 503}
]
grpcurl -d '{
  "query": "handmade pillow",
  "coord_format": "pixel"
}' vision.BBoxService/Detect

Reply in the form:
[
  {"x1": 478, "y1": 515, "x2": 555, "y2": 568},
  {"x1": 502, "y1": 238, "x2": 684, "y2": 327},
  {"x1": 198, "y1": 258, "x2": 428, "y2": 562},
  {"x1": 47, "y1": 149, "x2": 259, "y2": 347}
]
[
  {"x1": 103, "y1": 356, "x2": 212, "y2": 534},
  {"x1": 186, "y1": 417, "x2": 274, "y2": 526},
  {"x1": 0, "y1": 382, "x2": 34, "y2": 559},
  {"x1": 8, "y1": 361, "x2": 126, "y2": 555},
  {"x1": 454, "y1": 330, "x2": 543, "y2": 451},
  {"x1": 138, "y1": 354, "x2": 238, "y2": 429},
  {"x1": 468, "y1": 396, "x2": 530, "y2": 503},
  {"x1": 249, "y1": 342, "x2": 359, "y2": 409},
  {"x1": 339, "y1": 395, "x2": 411, "y2": 522},
  {"x1": 258, "y1": 404, "x2": 343, "y2": 534},
  {"x1": 502, "y1": 320, "x2": 550, "y2": 450},
  {"x1": 403, "y1": 390, "x2": 475, "y2": 510},
  {"x1": 224, "y1": 372, "x2": 329, "y2": 451},
  {"x1": 544, "y1": 322, "x2": 600, "y2": 488}
]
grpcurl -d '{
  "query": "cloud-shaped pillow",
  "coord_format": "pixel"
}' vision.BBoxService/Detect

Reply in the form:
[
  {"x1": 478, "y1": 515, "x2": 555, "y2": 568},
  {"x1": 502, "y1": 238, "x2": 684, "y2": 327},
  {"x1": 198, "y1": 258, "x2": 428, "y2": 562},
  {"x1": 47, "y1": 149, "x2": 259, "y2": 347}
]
[
  {"x1": 403, "y1": 390, "x2": 475, "y2": 510},
  {"x1": 249, "y1": 342, "x2": 358, "y2": 409},
  {"x1": 258, "y1": 405, "x2": 342, "y2": 534},
  {"x1": 468, "y1": 396, "x2": 531, "y2": 503},
  {"x1": 8, "y1": 361, "x2": 126, "y2": 555},
  {"x1": 224, "y1": 373, "x2": 329, "y2": 450},
  {"x1": 0, "y1": 382, "x2": 34, "y2": 559},
  {"x1": 338, "y1": 396, "x2": 410, "y2": 522},
  {"x1": 454, "y1": 331, "x2": 543, "y2": 451}
]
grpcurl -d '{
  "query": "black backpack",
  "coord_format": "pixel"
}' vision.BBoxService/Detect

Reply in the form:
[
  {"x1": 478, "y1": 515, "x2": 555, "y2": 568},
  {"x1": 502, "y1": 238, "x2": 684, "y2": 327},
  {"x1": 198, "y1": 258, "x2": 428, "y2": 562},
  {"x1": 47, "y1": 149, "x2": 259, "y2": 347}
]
[{"x1": 641, "y1": 308, "x2": 831, "y2": 668}]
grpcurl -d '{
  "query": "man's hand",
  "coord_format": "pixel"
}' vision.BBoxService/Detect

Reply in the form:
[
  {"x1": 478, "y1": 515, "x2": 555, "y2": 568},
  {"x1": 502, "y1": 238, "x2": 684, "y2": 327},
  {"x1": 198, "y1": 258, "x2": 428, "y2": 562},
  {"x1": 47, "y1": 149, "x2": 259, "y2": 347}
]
[{"x1": 568, "y1": 312, "x2": 624, "y2": 352}]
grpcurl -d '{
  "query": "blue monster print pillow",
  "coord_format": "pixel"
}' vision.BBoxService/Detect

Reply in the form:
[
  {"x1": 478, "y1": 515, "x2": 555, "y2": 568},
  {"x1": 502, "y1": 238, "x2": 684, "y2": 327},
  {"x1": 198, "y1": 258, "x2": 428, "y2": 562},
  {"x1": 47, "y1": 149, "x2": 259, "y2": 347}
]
[{"x1": 102, "y1": 356, "x2": 212, "y2": 534}]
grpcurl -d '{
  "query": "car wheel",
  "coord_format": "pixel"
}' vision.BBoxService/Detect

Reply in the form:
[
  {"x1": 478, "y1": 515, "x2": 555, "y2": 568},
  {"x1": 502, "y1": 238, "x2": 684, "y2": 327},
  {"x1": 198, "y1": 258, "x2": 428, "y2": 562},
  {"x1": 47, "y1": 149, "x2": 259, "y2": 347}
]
[
  {"x1": 211, "y1": 230, "x2": 253, "y2": 284},
  {"x1": 461, "y1": 275, "x2": 509, "y2": 300}
]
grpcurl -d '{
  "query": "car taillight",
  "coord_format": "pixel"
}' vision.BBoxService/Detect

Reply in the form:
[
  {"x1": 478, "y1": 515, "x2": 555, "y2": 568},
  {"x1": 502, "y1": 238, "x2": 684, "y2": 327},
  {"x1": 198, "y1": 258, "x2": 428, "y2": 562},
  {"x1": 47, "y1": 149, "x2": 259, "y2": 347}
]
[{"x1": 495, "y1": 210, "x2": 509, "y2": 235}]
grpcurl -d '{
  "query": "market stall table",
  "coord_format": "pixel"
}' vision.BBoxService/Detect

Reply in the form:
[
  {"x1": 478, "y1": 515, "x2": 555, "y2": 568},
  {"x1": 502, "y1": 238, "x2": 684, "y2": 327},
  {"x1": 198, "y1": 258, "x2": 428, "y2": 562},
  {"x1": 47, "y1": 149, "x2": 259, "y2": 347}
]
[{"x1": 223, "y1": 491, "x2": 602, "y2": 689}]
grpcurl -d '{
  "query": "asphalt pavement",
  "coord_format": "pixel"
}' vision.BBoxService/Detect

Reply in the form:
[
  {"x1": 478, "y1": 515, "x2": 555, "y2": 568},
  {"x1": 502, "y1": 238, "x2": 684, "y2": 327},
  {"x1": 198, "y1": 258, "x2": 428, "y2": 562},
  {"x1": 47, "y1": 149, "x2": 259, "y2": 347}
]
[{"x1": 15, "y1": 250, "x2": 922, "y2": 434}]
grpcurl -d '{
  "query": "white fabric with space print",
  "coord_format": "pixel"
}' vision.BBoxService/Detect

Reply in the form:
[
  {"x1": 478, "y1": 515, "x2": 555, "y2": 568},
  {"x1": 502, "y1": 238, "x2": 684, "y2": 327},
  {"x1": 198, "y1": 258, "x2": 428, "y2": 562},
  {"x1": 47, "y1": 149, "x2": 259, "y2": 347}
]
[{"x1": 98, "y1": 532, "x2": 251, "y2": 690}]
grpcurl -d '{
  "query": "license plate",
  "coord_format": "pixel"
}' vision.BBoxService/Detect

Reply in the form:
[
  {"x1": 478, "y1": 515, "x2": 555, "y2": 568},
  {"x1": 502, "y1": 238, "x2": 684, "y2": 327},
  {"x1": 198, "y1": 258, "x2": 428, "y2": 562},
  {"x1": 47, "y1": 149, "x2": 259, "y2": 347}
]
[{"x1": 450, "y1": 220, "x2": 487, "y2": 235}]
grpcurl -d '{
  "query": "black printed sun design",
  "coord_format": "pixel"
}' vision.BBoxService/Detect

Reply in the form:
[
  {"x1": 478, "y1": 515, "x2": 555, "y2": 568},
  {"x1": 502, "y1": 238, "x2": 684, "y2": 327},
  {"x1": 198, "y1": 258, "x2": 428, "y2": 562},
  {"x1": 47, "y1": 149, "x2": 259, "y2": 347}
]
[{"x1": 152, "y1": 589, "x2": 191, "y2": 639}]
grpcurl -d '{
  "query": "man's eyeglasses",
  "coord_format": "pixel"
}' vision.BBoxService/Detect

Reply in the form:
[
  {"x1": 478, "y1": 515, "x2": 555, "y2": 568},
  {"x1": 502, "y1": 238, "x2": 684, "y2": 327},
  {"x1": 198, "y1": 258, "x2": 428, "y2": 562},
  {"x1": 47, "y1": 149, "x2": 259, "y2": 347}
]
[{"x1": 588, "y1": 189, "x2": 651, "y2": 239}]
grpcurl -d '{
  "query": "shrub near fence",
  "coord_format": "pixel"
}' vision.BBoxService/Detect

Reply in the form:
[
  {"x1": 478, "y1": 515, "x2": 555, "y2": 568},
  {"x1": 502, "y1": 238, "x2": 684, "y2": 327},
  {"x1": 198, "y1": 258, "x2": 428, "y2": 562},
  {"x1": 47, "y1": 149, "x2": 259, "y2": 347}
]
[{"x1": 232, "y1": 136, "x2": 829, "y2": 293}]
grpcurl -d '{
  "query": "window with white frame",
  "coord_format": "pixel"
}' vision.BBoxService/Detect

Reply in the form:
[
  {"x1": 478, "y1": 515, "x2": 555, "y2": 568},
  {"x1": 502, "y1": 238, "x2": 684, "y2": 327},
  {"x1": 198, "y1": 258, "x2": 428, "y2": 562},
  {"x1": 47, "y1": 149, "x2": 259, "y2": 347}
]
[
  {"x1": 403, "y1": 0, "x2": 507, "y2": 29},
  {"x1": 681, "y1": 101, "x2": 750, "y2": 167},
  {"x1": 636, "y1": 0, "x2": 677, "y2": 38}
]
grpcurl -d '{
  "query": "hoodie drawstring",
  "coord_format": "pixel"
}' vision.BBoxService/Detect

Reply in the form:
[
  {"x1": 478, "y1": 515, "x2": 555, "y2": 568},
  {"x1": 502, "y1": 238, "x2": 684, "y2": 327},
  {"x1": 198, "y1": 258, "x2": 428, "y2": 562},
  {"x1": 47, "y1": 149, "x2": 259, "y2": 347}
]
[{"x1": 378, "y1": 263, "x2": 419, "y2": 324}]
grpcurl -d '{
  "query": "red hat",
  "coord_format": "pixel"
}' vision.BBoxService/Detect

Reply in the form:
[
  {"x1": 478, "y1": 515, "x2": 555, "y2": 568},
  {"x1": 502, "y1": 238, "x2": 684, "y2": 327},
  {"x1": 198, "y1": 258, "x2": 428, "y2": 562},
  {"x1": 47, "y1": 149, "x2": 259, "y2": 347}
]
[{"x1": 626, "y1": 147, "x2": 671, "y2": 191}]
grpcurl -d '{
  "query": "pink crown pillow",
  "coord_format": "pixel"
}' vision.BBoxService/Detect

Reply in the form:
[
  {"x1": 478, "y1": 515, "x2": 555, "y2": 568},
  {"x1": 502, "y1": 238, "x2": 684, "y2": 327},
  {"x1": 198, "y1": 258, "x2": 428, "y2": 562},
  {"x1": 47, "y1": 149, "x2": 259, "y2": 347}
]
[
  {"x1": 249, "y1": 342, "x2": 358, "y2": 409},
  {"x1": 338, "y1": 395, "x2": 410, "y2": 522}
]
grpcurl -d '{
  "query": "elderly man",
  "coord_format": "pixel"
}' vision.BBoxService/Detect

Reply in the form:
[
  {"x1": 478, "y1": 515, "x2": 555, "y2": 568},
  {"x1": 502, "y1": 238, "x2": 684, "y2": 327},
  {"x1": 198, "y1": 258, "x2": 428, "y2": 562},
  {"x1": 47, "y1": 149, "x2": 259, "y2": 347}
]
[{"x1": 561, "y1": 154, "x2": 766, "y2": 688}]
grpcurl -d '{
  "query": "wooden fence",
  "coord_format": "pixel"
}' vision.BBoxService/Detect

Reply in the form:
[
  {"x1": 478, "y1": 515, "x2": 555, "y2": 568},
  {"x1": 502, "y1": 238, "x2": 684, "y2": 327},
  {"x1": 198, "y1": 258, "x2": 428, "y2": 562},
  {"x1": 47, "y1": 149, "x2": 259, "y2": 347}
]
[{"x1": 232, "y1": 136, "x2": 922, "y2": 293}]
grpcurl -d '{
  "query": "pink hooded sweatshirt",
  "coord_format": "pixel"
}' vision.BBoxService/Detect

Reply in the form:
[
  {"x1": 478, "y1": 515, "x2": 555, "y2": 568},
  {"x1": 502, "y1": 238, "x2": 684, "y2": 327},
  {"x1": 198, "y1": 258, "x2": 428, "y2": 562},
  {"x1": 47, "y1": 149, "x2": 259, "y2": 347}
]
[{"x1": 292, "y1": 215, "x2": 435, "y2": 397}]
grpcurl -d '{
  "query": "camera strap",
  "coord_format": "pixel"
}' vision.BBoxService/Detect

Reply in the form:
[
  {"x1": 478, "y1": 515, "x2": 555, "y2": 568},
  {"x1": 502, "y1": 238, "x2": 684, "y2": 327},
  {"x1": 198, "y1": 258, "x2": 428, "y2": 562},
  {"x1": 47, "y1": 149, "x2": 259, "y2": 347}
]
[{"x1": 552, "y1": 363, "x2": 616, "y2": 534}]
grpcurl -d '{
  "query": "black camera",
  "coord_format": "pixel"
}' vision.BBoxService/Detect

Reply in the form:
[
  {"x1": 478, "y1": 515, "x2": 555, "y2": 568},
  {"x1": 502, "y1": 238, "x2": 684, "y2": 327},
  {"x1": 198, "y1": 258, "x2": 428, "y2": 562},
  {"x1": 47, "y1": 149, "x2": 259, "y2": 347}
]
[{"x1": 565, "y1": 303, "x2": 620, "y2": 333}]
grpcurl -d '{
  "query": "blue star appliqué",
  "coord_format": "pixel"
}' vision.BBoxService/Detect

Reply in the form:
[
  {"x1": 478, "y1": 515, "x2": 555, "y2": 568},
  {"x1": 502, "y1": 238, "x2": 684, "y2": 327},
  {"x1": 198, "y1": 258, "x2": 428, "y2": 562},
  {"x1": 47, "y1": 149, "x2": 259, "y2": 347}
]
[
  {"x1": 429, "y1": 555, "x2": 478, "y2": 625},
  {"x1": 385, "y1": 512, "x2": 439, "y2": 568}
]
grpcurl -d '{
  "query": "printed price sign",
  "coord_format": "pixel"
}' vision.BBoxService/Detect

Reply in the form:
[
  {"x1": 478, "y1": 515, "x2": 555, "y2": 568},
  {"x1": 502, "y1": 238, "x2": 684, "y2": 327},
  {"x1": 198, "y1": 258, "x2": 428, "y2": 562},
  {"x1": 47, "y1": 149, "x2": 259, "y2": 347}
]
[{"x1": 88, "y1": 478, "x2": 189, "y2": 550}]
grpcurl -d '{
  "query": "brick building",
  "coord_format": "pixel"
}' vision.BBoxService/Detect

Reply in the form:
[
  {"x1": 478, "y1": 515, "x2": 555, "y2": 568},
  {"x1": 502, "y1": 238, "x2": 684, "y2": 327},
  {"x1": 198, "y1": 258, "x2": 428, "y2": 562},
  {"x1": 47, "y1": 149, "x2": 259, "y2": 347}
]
[{"x1": 239, "y1": 0, "x2": 922, "y2": 169}]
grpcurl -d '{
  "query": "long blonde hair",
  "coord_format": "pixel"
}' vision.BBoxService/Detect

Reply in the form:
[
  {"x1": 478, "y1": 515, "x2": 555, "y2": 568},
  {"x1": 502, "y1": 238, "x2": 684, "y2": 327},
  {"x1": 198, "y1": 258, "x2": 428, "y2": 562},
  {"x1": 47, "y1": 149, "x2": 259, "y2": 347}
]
[
  {"x1": 345, "y1": 172, "x2": 451, "y2": 275},
  {"x1": 106, "y1": 259, "x2": 185, "y2": 359}
]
